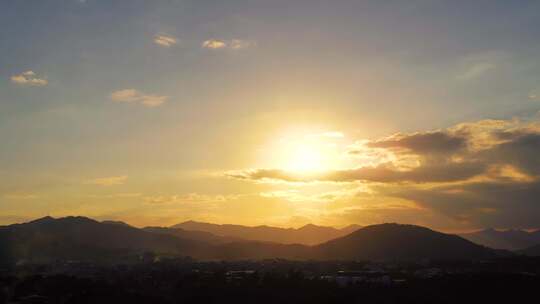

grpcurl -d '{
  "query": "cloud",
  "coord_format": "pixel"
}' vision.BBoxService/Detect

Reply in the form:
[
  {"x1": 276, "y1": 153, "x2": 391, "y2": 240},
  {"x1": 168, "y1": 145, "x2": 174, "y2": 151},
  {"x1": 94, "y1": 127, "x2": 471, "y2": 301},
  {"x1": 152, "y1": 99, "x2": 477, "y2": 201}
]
[
  {"x1": 1, "y1": 193, "x2": 38, "y2": 200},
  {"x1": 388, "y1": 179, "x2": 540, "y2": 228},
  {"x1": 229, "y1": 39, "x2": 256, "y2": 50},
  {"x1": 227, "y1": 118, "x2": 540, "y2": 228},
  {"x1": 85, "y1": 175, "x2": 128, "y2": 186},
  {"x1": 228, "y1": 161, "x2": 486, "y2": 184},
  {"x1": 110, "y1": 89, "x2": 168, "y2": 107},
  {"x1": 202, "y1": 39, "x2": 227, "y2": 49},
  {"x1": 456, "y1": 51, "x2": 504, "y2": 81},
  {"x1": 367, "y1": 131, "x2": 467, "y2": 155},
  {"x1": 457, "y1": 62, "x2": 496, "y2": 80},
  {"x1": 139, "y1": 95, "x2": 168, "y2": 107},
  {"x1": 10, "y1": 71, "x2": 48, "y2": 86},
  {"x1": 259, "y1": 188, "x2": 358, "y2": 203},
  {"x1": 154, "y1": 34, "x2": 178, "y2": 47},
  {"x1": 87, "y1": 192, "x2": 142, "y2": 199},
  {"x1": 529, "y1": 90, "x2": 540, "y2": 101},
  {"x1": 144, "y1": 193, "x2": 238, "y2": 204},
  {"x1": 202, "y1": 39, "x2": 255, "y2": 50},
  {"x1": 110, "y1": 89, "x2": 140, "y2": 102}
]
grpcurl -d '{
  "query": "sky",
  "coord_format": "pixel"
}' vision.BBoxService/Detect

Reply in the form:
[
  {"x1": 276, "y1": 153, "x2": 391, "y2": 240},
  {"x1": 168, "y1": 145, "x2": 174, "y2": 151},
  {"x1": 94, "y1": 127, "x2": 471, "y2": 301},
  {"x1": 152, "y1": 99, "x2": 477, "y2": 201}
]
[{"x1": 1, "y1": 0, "x2": 540, "y2": 231}]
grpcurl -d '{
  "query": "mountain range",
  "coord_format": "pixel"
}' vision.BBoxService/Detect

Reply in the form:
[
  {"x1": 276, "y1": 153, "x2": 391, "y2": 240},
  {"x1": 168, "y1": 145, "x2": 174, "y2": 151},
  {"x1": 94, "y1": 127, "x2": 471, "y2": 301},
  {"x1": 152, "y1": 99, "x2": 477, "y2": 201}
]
[
  {"x1": 459, "y1": 228, "x2": 540, "y2": 250},
  {"x1": 519, "y1": 244, "x2": 540, "y2": 256},
  {"x1": 0, "y1": 216, "x2": 211, "y2": 264},
  {"x1": 0, "y1": 216, "x2": 516, "y2": 265},
  {"x1": 172, "y1": 221, "x2": 362, "y2": 245}
]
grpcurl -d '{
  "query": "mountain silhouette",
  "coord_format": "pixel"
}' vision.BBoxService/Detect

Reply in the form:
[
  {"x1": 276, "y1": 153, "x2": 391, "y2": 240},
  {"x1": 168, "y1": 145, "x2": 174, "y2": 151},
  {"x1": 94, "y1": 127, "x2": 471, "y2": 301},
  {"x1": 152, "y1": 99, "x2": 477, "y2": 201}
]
[
  {"x1": 0, "y1": 217, "x2": 508, "y2": 264},
  {"x1": 313, "y1": 223, "x2": 502, "y2": 261},
  {"x1": 101, "y1": 220, "x2": 133, "y2": 228},
  {"x1": 0, "y1": 216, "x2": 210, "y2": 263},
  {"x1": 459, "y1": 228, "x2": 540, "y2": 250},
  {"x1": 518, "y1": 243, "x2": 540, "y2": 256},
  {"x1": 142, "y1": 226, "x2": 244, "y2": 244},
  {"x1": 172, "y1": 221, "x2": 361, "y2": 245}
]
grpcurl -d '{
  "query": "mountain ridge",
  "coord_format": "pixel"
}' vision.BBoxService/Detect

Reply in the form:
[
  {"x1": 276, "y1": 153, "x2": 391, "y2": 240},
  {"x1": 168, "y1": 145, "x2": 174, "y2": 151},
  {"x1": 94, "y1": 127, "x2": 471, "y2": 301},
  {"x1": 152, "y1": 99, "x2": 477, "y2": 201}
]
[
  {"x1": 314, "y1": 223, "x2": 502, "y2": 261},
  {"x1": 459, "y1": 228, "x2": 540, "y2": 250},
  {"x1": 172, "y1": 220, "x2": 361, "y2": 245},
  {"x1": 0, "y1": 216, "x2": 510, "y2": 264}
]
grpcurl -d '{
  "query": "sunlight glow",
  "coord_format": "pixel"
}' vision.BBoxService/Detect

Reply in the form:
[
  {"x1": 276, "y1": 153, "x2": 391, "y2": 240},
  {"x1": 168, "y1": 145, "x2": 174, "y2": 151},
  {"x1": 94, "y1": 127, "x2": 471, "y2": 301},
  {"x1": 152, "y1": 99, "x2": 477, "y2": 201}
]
[
  {"x1": 284, "y1": 143, "x2": 326, "y2": 172},
  {"x1": 260, "y1": 128, "x2": 351, "y2": 173}
]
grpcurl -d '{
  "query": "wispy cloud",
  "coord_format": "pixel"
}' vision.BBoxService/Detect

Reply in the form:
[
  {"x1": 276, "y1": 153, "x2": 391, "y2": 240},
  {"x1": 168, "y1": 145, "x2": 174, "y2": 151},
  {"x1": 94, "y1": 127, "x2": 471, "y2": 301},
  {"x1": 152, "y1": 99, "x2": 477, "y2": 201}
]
[
  {"x1": 87, "y1": 192, "x2": 141, "y2": 199},
  {"x1": 260, "y1": 188, "x2": 358, "y2": 203},
  {"x1": 85, "y1": 175, "x2": 128, "y2": 186},
  {"x1": 202, "y1": 39, "x2": 227, "y2": 49},
  {"x1": 202, "y1": 39, "x2": 255, "y2": 50},
  {"x1": 456, "y1": 51, "x2": 505, "y2": 80},
  {"x1": 229, "y1": 39, "x2": 256, "y2": 50},
  {"x1": 144, "y1": 193, "x2": 239, "y2": 204},
  {"x1": 154, "y1": 33, "x2": 178, "y2": 47},
  {"x1": 110, "y1": 89, "x2": 168, "y2": 107},
  {"x1": 529, "y1": 89, "x2": 540, "y2": 101},
  {"x1": 2, "y1": 193, "x2": 39, "y2": 200},
  {"x1": 10, "y1": 71, "x2": 48, "y2": 86},
  {"x1": 457, "y1": 63, "x2": 496, "y2": 80}
]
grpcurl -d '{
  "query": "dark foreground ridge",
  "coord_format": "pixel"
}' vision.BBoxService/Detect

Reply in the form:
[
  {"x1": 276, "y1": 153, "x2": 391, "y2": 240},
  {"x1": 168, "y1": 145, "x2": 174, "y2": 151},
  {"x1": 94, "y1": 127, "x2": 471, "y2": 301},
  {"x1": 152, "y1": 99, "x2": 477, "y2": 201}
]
[{"x1": 0, "y1": 216, "x2": 518, "y2": 265}]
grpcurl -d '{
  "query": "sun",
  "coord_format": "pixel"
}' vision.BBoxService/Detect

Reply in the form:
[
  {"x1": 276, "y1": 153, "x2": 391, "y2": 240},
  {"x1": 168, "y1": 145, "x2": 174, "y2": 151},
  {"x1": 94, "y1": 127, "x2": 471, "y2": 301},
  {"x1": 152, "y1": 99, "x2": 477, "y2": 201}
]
[
  {"x1": 258, "y1": 127, "x2": 349, "y2": 173},
  {"x1": 284, "y1": 143, "x2": 326, "y2": 172}
]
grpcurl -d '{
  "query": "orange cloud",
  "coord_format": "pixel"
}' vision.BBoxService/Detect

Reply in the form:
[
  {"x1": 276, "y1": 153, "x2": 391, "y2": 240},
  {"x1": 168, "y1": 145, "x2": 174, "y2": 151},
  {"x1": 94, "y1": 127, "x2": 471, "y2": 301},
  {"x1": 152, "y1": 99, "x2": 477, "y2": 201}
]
[
  {"x1": 110, "y1": 89, "x2": 168, "y2": 107},
  {"x1": 11, "y1": 71, "x2": 48, "y2": 86},
  {"x1": 154, "y1": 34, "x2": 178, "y2": 47}
]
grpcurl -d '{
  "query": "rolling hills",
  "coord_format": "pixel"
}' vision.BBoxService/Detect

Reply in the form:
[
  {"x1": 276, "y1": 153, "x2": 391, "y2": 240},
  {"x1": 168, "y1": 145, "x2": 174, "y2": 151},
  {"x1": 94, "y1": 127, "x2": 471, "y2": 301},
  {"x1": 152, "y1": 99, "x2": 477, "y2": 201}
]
[
  {"x1": 0, "y1": 217, "x2": 508, "y2": 265},
  {"x1": 172, "y1": 221, "x2": 362, "y2": 245},
  {"x1": 459, "y1": 228, "x2": 540, "y2": 250}
]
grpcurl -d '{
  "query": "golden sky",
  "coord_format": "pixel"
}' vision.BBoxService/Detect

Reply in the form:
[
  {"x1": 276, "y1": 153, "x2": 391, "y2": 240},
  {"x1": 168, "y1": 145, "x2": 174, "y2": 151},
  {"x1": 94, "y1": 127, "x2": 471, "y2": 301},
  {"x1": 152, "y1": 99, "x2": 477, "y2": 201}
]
[{"x1": 2, "y1": 0, "x2": 540, "y2": 231}]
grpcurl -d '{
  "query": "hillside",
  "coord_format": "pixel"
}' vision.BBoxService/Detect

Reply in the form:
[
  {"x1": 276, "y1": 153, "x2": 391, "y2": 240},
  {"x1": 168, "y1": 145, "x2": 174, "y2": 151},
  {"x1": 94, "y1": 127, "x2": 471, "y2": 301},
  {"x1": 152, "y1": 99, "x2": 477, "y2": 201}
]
[
  {"x1": 143, "y1": 226, "x2": 243, "y2": 244},
  {"x1": 314, "y1": 223, "x2": 501, "y2": 261},
  {"x1": 0, "y1": 216, "x2": 211, "y2": 263},
  {"x1": 0, "y1": 217, "x2": 507, "y2": 264}
]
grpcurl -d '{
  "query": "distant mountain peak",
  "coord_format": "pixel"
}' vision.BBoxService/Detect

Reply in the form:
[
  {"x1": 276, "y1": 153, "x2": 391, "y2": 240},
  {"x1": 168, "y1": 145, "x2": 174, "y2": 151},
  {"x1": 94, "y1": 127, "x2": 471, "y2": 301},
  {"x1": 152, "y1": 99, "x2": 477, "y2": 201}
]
[
  {"x1": 298, "y1": 223, "x2": 322, "y2": 230},
  {"x1": 30, "y1": 216, "x2": 55, "y2": 224},
  {"x1": 27, "y1": 216, "x2": 98, "y2": 226},
  {"x1": 361, "y1": 222, "x2": 430, "y2": 231},
  {"x1": 102, "y1": 220, "x2": 132, "y2": 227},
  {"x1": 315, "y1": 222, "x2": 501, "y2": 261},
  {"x1": 460, "y1": 227, "x2": 540, "y2": 250}
]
